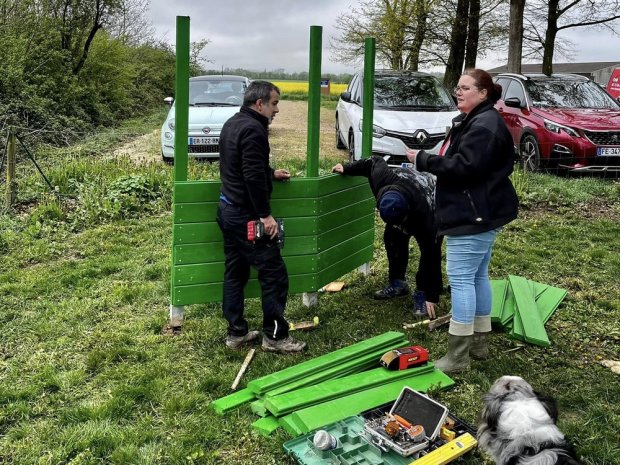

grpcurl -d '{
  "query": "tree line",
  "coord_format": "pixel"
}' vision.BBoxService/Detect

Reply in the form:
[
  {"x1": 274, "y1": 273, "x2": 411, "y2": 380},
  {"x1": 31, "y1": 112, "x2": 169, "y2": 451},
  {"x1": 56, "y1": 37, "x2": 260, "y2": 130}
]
[{"x1": 331, "y1": 0, "x2": 620, "y2": 90}]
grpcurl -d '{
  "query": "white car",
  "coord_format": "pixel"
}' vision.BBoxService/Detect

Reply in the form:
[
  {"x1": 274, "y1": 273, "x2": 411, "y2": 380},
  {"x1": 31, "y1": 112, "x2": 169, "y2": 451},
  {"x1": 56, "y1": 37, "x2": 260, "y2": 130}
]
[
  {"x1": 160, "y1": 75, "x2": 251, "y2": 163},
  {"x1": 336, "y1": 70, "x2": 460, "y2": 166}
]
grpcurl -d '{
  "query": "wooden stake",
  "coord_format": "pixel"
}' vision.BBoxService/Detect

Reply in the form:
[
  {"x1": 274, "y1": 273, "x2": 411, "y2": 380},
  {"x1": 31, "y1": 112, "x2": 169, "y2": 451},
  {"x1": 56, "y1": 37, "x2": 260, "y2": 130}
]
[
  {"x1": 402, "y1": 314, "x2": 452, "y2": 331},
  {"x1": 231, "y1": 348, "x2": 256, "y2": 391}
]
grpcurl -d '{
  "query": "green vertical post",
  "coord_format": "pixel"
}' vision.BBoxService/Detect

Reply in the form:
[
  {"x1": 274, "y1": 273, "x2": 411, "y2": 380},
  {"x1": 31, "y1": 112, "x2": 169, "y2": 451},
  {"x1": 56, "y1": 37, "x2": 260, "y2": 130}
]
[
  {"x1": 306, "y1": 25, "x2": 322, "y2": 178},
  {"x1": 174, "y1": 16, "x2": 190, "y2": 183},
  {"x1": 361, "y1": 38, "x2": 375, "y2": 159}
]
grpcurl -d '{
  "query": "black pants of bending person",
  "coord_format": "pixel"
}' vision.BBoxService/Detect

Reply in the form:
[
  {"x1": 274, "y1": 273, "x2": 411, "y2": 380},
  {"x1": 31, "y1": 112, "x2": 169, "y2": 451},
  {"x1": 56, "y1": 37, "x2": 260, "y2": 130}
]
[
  {"x1": 216, "y1": 202, "x2": 290, "y2": 340},
  {"x1": 384, "y1": 224, "x2": 444, "y2": 302}
]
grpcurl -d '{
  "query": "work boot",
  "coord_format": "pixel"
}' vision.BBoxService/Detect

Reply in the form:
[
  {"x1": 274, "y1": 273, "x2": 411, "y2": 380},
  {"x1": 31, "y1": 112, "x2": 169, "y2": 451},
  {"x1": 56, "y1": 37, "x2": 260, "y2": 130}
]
[
  {"x1": 225, "y1": 330, "x2": 260, "y2": 349},
  {"x1": 374, "y1": 279, "x2": 409, "y2": 300},
  {"x1": 470, "y1": 333, "x2": 490, "y2": 360},
  {"x1": 262, "y1": 336, "x2": 307, "y2": 354},
  {"x1": 435, "y1": 334, "x2": 472, "y2": 375},
  {"x1": 411, "y1": 290, "x2": 428, "y2": 318},
  {"x1": 470, "y1": 315, "x2": 491, "y2": 360}
]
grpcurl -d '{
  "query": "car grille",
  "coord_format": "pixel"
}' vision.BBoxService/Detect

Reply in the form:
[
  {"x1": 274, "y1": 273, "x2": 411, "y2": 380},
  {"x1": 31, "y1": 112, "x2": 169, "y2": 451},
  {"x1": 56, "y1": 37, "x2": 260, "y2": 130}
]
[
  {"x1": 188, "y1": 144, "x2": 219, "y2": 154},
  {"x1": 384, "y1": 131, "x2": 444, "y2": 150},
  {"x1": 583, "y1": 130, "x2": 620, "y2": 145}
]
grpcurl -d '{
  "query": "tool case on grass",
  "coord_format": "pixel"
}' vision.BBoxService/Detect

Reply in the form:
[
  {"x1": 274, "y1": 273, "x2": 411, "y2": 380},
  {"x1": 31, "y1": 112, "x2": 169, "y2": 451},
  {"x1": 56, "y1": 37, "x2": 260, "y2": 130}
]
[{"x1": 283, "y1": 386, "x2": 477, "y2": 464}]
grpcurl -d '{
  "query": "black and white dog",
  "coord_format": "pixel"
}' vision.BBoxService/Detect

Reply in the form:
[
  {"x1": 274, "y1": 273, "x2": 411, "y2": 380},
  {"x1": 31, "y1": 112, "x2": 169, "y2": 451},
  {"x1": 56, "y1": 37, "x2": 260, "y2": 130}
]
[{"x1": 478, "y1": 376, "x2": 584, "y2": 465}]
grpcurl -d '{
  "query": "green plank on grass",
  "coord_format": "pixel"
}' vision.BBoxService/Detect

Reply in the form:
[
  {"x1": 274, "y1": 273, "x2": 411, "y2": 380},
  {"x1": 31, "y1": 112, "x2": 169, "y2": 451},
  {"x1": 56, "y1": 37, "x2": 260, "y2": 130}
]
[
  {"x1": 211, "y1": 388, "x2": 255, "y2": 415},
  {"x1": 511, "y1": 279, "x2": 535, "y2": 340},
  {"x1": 264, "y1": 364, "x2": 434, "y2": 417},
  {"x1": 536, "y1": 285, "x2": 568, "y2": 324},
  {"x1": 247, "y1": 332, "x2": 408, "y2": 396},
  {"x1": 281, "y1": 369, "x2": 455, "y2": 436},
  {"x1": 250, "y1": 399, "x2": 268, "y2": 417},
  {"x1": 500, "y1": 284, "x2": 516, "y2": 326},
  {"x1": 509, "y1": 275, "x2": 550, "y2": 347},
  {"x1": 251, "y1": 416, "x2": 281, "y2": 437},
  {"x1": 491, "y1": 279, "x2": 508, "y2": 323}
]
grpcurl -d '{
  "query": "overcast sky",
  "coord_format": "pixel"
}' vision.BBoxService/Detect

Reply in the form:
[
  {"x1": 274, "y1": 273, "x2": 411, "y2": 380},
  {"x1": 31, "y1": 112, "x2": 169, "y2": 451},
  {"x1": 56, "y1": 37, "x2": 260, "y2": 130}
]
[{"x1": 148, "y1": 0, "x2": 620, "y2": 75}]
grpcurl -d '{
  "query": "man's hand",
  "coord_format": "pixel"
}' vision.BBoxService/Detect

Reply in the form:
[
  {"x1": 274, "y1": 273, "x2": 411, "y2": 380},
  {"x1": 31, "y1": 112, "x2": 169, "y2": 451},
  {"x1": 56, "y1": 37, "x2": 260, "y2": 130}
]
[
  {"x1": 274, "y1": 169, "x2": 290, "y2": 180},
  {"x1": 332, "y1": 163, "x2": 344, "y2": 174},
  {"x1": 406, "y1": 148, "x2": 418, "y2": 163},
  {"x1": 426, "y1": 302, "x2": 436, "y2": 319},
  {"x1": 260, "y1": 215, "x2": 279, "y2": 239}
]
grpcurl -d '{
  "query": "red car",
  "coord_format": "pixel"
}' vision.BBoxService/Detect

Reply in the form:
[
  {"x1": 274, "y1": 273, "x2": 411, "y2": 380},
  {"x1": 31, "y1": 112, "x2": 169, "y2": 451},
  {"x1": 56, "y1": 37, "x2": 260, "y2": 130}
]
[{"x1": 493, "y1": 73, "x2": 620, "y2": 174}]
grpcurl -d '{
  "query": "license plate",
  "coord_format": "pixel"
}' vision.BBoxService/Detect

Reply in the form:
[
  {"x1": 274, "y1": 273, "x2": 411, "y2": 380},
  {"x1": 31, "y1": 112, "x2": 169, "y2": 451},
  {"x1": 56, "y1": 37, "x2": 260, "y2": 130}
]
[
  {"x1": 189, "y1": 137, "x2": 218, "y2": 145},
  {"x1": 597, "y1": 146, "x2": 620, "y2": 156}
]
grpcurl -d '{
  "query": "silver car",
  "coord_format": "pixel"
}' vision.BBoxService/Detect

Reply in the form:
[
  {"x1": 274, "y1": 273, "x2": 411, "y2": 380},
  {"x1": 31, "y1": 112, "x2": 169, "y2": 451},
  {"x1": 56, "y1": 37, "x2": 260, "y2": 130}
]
[{"x1": 160, "y1": 75, "x2": 251, "y2": 163}]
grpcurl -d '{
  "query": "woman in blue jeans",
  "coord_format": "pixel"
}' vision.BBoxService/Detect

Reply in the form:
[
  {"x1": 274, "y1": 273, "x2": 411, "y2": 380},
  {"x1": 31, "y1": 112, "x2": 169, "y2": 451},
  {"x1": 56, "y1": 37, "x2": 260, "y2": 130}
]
[{"x1": 407, "y1": 69, "x2": 519, "y2": 374}]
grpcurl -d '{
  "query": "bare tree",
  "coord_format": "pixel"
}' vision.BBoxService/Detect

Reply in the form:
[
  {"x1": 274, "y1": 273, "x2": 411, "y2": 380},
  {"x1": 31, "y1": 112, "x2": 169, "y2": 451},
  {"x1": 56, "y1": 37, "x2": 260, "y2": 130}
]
[
  {"x1": 443, "y1": 0, "x2": 469, "y2": 89},
  {"x1": 524, "y1": 0, "x2": 620, "y2": 75},
  {"x1": 507, "y1": 0, "x2": 526, "y2": 73},
  {"x1": 464, "y1": 0, "x2": 481, "y2": 69}
]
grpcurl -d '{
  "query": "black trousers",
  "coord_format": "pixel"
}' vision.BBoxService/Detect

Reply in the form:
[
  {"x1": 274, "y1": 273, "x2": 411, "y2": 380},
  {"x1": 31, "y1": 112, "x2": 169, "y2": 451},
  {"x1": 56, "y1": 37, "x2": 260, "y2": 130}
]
[
  {"x1": 384, "y1": 224, "x2": 443, "y2": 303},
  {"x1": 216, "y1": 202, "x2": 289, "y2": 340}
]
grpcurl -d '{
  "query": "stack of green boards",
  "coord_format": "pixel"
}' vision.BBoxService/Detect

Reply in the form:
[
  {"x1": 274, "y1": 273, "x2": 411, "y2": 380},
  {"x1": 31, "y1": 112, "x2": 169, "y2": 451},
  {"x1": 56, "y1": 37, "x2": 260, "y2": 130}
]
[
  {"x1": 491, "y1": 276, "x2": 568, "y2": 347},
  {"x1": 211, "y1": 331, "x2": 455, "y2": 437}
]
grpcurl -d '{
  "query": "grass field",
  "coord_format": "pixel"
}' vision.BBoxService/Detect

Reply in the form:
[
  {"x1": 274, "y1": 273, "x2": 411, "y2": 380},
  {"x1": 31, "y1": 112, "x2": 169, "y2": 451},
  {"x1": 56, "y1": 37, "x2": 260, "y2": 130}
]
[{"x1": 0, "y1": 106, "x2": 619, "y2": 464}]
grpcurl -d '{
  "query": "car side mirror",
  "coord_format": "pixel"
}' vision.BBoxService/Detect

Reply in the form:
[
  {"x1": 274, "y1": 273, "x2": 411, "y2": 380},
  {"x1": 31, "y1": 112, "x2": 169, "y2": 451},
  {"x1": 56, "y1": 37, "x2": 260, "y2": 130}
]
[
  {"x1": 504, "y1": 97, "x2": 524, "y2": 108},
  {"x1": 340, "y1": 91, "x2": 352, "y2": 103},
  {"x1": 164, "y1": 97, "x2": 174, "y2": 106}
]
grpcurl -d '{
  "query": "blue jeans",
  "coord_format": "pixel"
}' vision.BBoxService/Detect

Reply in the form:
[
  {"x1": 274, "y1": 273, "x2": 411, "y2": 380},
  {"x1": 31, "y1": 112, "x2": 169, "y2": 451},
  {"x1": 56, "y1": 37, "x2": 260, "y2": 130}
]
[{"x1": 446, "y1": 229, "x2": 500, "y2": 325}]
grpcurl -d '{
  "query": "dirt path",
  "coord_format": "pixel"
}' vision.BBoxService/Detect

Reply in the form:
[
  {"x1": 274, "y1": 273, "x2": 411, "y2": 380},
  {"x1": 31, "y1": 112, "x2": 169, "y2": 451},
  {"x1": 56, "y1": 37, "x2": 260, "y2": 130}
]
[{"x1": 111, "y1": 100, "x2": 347, "y2": 164}]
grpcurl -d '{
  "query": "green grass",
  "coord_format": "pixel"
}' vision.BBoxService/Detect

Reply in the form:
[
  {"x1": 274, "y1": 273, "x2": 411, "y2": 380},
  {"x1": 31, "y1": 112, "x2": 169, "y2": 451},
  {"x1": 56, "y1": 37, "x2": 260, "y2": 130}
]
[{"x1": 1, "y1": 118, "x2": 619, "y2": 464}]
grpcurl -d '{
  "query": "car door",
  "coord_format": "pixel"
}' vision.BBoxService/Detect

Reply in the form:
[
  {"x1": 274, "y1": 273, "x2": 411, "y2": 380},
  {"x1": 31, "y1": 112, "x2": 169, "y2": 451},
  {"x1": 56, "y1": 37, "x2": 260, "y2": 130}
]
[
  {"x1": 499, "y1": 79, "x2": 530, "y2": 143},
  {"x1": 337, "y1": 74, "x2": 361, "y2": 149}
]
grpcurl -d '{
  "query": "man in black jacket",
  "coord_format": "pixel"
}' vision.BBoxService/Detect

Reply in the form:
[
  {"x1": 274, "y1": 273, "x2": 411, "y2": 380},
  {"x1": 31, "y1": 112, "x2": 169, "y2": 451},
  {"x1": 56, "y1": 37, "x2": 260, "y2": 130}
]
[
  {"x1": 332, "y1": 156, "x2": 443, "y2": 317},
  {"x1": 217, "y1": 81, "x2": 306, "y2": 354}
]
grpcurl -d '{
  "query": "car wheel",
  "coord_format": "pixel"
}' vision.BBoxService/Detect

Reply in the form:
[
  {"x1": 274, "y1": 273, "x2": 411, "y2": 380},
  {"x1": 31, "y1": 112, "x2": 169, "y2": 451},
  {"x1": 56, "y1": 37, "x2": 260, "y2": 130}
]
[
  {"x1": 348, "y1": 132, "x2": 355, "y2": 162},
  {"x1": 520, "y1": 134, "x2": 541, "y2": 172},
  {"x1": 162, "y1": 150, "x2": 174, "y2": 165},
  {"x1": 335, "y1": 117, "x2": 346, "y2": 149}
]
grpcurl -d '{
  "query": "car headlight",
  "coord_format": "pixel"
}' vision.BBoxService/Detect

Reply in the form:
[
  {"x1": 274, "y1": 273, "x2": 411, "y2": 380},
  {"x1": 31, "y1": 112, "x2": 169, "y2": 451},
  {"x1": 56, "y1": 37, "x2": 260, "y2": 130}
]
[
  {"x1": 168, "y1": 119, "x2": 175, "y2": 130},
  {"x1": 359, "y1": 119, "x2": 386, "y2": 138},
  {"x1": 544, "y1": 119, "x2": 579, "y2": 138}
]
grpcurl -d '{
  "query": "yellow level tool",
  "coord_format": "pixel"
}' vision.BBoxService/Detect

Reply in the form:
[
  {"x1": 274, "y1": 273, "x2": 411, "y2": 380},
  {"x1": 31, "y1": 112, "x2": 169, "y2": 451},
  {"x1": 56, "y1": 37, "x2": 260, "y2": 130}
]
[{"x1": 409, "y1": 433, "x2": 477, "y2": 465}]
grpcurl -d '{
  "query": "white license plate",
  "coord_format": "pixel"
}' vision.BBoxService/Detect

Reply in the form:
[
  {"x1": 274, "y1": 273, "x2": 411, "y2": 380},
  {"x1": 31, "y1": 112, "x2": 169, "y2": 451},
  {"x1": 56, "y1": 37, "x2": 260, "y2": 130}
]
[
  {"x1": 189, "y1": 137, "x2": 218, "y2": 145},
  {"x1": 597, "y1": 146, "x2": 620, "y2": 156}
]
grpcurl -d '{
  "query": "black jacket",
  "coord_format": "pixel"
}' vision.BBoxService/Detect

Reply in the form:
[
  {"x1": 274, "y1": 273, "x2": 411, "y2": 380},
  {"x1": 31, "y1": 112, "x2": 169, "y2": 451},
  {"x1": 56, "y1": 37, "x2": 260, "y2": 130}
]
[
  {"x1": 416, "y1": 100, "x2": 519, "y2": 236},
  {"x1": 341, "y1": 156, "x2": 437, "y2": 239},
  {"x1": 219, "y1": 106, "x2": 275, "y2": 218}
]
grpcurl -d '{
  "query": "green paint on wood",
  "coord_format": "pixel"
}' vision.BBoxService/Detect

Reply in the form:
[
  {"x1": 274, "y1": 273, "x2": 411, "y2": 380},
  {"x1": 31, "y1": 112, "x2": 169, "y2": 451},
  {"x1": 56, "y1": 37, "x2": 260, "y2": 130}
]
[
  {"x1": 252, "y1": 416, "x2": 281, "y2": 437},
  {"x1": 211, "y1": 388, "x2": 255, "y2": 415},
  {"x1": 509, "y1": 275, "x2": 550, "y2": 346}
]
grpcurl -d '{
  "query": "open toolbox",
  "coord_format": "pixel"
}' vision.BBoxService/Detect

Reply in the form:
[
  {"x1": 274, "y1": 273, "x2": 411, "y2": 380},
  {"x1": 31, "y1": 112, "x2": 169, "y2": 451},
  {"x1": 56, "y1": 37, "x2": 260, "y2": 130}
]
[{"x1": 284, "y1": 386, "x2": 477, "y2": 464}]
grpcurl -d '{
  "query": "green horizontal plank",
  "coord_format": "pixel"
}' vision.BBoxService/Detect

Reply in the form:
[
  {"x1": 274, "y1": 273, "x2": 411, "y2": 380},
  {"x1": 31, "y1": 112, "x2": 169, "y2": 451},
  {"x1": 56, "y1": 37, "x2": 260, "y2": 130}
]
[
  {"x1": 247, "y1": 332, "x2": 408, "y2": 396},
  {"x1": 264, "y1": 364, "x2": 434, "y2": 417},
  {"x1": 173, "y1": 176, "x2": 370, "y2": 204},
  {"x1": 174, "y1": 236, "x2": 318, "y2": 265},
  {"x1": 318, "y1": 198, "x2": 375, "y2": 232},
  {"x1": 251, "y1": 416, "x2": 281, "y2": 437},
  {"x1": 318, "y1": 245, "x2": 374, "y2": 288},
  {"x1": 282, "y1": 369, "x2": 455, "y2": 436},
  {"x1": 173, "y1": 273, "x2": 318, "y2": 306},
  {"x1": 173, "y1": 217, "x2": 319, "y2": 245},
  {"x1": 318, "y1": 184, "x2": 374, "y2": 214},
  {"x1": 174, "y1": 255, "x2": 318, "y2": 286},
  {"x1": 210, "y1": 388, "x2": 255, "y2": 415},
  {"x1": 317, "y1": 213, "x2": 375, "y2": 252},
  {"x1": 317, "y1": 231, "x2": 374, "y2": 271},
  {"x1": 174, "y1": 198, "x2": 320, "y2": 224}
]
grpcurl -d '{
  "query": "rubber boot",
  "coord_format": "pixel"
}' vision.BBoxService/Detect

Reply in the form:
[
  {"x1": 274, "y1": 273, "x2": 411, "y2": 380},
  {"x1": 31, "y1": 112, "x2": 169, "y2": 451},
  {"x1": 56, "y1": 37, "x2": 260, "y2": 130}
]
[
  {"x1": 470, "y1": 333, "x2": 489, "y2": 360},
  {"x1": 434, "y1": 320, "x2": 473, "y2": 374},
  {"x1": 470, "y1": 315, "x2": 491, "y2": 360}
]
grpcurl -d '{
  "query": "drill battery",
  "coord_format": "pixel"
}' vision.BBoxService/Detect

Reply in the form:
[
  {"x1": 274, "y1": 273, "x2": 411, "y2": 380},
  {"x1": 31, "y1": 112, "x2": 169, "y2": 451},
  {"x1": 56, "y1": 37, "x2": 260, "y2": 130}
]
[{"x1": 247, "y1": 219, "x2": 285, "y2": 248}]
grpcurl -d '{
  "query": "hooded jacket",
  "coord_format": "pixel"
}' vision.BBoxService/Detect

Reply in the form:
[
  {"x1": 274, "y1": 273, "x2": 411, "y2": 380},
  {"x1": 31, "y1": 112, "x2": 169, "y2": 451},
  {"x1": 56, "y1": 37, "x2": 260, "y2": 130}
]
[{"x1": 416, "y1": 100, "x2": 518, "y2": 236}]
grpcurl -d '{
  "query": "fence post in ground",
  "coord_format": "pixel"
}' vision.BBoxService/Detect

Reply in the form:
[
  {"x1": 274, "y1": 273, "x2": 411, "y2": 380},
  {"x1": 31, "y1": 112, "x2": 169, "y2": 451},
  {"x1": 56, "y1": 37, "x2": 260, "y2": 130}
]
[{"x1": 5, "y1": 128, "x2": 16, "y2": 207}]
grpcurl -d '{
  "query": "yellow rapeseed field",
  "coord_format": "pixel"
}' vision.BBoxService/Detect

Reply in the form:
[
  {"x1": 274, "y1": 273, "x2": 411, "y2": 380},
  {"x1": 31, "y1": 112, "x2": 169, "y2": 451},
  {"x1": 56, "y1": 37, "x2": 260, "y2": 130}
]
[{"x1": 271, "y1": 80, "x2": 348, "y2": 97}]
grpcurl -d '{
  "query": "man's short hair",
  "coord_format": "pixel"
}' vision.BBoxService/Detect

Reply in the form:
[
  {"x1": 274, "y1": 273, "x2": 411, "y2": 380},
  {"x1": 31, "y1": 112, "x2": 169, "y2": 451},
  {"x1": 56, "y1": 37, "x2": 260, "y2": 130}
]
[{"x1": 244, "y1": 80, "x2": 280, "y2": 107}]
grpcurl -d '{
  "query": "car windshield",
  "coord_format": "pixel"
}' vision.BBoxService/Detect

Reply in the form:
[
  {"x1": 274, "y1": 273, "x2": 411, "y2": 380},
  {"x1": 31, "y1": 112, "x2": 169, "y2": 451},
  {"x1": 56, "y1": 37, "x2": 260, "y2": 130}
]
[
  {"x1": 524, "y1": 79, "x2": 619, "y2": 109},
  {"x1": 189, "y1": 79, "x2": 246, "y2": 106},
  {"x1": 371, "y1": 75, "x2": 455, "y2": 110}
]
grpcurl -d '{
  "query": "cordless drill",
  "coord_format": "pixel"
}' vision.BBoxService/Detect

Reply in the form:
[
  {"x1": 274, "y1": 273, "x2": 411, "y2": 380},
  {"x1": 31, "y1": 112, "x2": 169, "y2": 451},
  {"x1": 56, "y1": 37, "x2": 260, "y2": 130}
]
[{"x1": 247, "y1": 219, "x2": 285, "y2": 249}]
